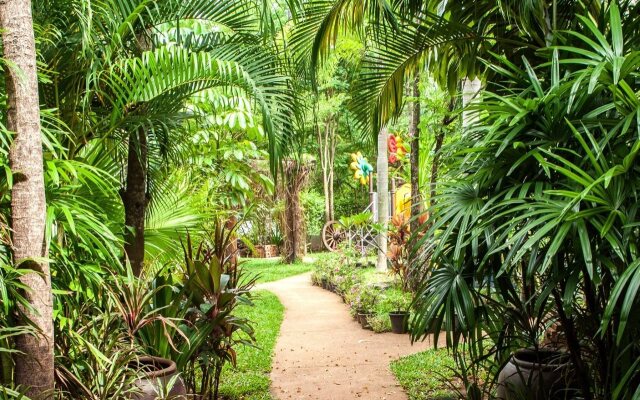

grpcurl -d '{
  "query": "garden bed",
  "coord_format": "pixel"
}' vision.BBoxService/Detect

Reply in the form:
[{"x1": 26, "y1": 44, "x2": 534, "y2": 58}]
[{"x1": 310, "y1": 252, "x2": 412, "y2": 333}]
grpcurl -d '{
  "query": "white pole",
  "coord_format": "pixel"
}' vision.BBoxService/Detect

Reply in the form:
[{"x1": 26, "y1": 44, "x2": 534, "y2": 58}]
[{"x1": 376, "y1": 126, "x2": 389, "y2": 272}]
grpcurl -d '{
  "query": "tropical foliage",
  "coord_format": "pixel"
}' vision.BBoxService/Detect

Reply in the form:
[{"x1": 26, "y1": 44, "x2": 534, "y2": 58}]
[
  {"x1": 1, "y1": 0, "x2": 299, "y2": 397},
  {"x1": 2, "y1": 0, "x2": 640, "y2": 398},
  {"x1": 411, "y1": 2, "x2": 640, "y2": 398}
]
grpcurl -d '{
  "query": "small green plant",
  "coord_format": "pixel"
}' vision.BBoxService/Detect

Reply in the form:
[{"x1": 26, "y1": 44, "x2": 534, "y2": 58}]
[
  {"x1": 349, "y1": 284, "x2": 379, "y2": 313},
  {"x1": 269, "y1": 228, "x2": 284, "y2": 247},
  {"x1": 369, "y1": 314, "x2": 392, "y2": 333},
  {"x1": 380, "y1": 290, "x2": 412, "y2": 313}
]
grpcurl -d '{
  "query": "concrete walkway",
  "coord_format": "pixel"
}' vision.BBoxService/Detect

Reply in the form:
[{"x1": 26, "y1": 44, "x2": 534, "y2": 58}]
[{"x1": 260, "y1": 273, "x2": 444, "y2": 400}]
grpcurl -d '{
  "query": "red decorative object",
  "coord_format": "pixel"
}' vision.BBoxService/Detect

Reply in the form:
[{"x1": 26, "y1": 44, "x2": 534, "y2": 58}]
[{"x1": 388, "y1": 135, "x2": 398, "y2": 153}]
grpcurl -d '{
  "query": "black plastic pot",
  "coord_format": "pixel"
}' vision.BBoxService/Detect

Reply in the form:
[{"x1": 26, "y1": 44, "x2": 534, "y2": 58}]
[
  {"x1": 131, "y1": 356, "x2": 187, "y2": 400},
  {"x1": 389, "y1": 311, "x2": 410, "y2": 334},
  {"x1": 320, "y1": 277, "x2": 328, "y2": 289},
  {"x1": 357, "y1": 312, "x2": 374, "y2": 330},
  {"x1": 497, "y1": 349, "x2": 577, "y2": 400}
]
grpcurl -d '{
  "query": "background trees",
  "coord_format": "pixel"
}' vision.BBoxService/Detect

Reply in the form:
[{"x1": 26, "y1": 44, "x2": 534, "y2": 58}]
[{"x1": 0, "y1": 0, "x2": 298, "y2": 397}]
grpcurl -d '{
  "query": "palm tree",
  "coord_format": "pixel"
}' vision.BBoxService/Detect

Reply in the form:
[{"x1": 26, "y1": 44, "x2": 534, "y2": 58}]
[
  {"x1": 38, "y1": 0, "x2": 296, "y2": 275},
  {"x1": 0, "y1": 0, "x2": 54, "y2": 396}
]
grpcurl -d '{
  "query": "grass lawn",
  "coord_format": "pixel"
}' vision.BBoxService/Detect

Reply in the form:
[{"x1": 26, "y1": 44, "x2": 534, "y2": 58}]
[
  {"x1": 242, "y1": 252, "x2": 331, "y2": 283},
  {"x1": 390, "y1": 348, "x2": 458, "y2": 400},
  {"x1": 218, "y1": 290, "x2": 284, "y2": 399}
]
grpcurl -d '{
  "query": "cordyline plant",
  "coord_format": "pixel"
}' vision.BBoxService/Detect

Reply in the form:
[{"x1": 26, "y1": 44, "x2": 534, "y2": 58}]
[
  {"x1": 387, "y1": 214, "x2": 411, "y2": 291},
  {"x1": 176, "y1": 218, "x2": 257, "y2": 400}
]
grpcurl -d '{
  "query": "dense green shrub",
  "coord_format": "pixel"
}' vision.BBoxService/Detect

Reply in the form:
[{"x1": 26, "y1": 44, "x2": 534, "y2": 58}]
[
  {"x1": 413, "y1": 4, "x2": 640, "y2": 398},
  {"x1": 300, "y1": 190, "x2": 326, "y2": 236}
]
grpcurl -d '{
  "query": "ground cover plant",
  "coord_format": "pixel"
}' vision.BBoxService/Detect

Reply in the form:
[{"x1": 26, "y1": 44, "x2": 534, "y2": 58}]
[
  {"x1": 242, "y1": 254, "x2": 330, "y2": 283},
  {"x1": 218, "y1": 290, "x2": 284, "y2": 400},
  {"x1": 391, "y1": 349, "x2": 457, "y2": 400}
]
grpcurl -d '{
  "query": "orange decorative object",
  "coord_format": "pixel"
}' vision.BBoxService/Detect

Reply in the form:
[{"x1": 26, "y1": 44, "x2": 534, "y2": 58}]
[{"x1": 394, "y1": 183, "x2": 411, "y2": 220}]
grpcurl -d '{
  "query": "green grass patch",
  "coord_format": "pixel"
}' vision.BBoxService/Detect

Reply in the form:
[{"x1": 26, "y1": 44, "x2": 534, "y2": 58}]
[
  {"x1": 242, "y1": 253, "x2": 331, "y2": 283},
  {"x1": 360, "y1": 268, "x2": 395, "y2": 285},
  {"x1": 218, "y1": 290, "x2": 284, "y2": 399},
  {"x1": 390, "y1": 348, "x2": 458, "y2": 400}
]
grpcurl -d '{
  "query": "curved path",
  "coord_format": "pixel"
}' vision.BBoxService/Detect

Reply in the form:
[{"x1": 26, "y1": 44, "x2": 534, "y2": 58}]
[{"x1": 260, "y1": 273, "x2": 445, "y2": 400}]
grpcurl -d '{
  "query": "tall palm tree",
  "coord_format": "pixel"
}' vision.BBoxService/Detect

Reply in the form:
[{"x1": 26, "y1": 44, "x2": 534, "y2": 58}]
[
  {"x1": 0, "y1": 0, "x2": 54, "y2": 397},
  {"x1": 37, "y1": 0, "x2": 296, "y2": 275},
  {"x1": 290, "y1": 0, "x2": 604, "y2": 135}
]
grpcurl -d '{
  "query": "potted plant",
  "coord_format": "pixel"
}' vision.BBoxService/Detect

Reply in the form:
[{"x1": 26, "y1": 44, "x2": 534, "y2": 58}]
[
  {"x1": 108, "y1": 267, "x2": 188, "y2": 400},
  {"x1": 385, "y1": 291, "x2": 411, "y2": 334},
  {"x1": 497, "y1": 349, "x2": 576, "y2": 400},
  {"x1": 350, "y1": 285, "x2": 378, "y2": 330},
  {"x1": 409, "y1": 14, "x2": 640, "y2": 398},
  {"x1": 132, "y1": 356, "x2": 187, "y2": 399}
]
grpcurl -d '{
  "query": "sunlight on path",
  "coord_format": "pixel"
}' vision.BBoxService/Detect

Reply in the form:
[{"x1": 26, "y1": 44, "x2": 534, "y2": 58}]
[{"x1": 261, "y1": 273, "x2": 444, "y2": 400}]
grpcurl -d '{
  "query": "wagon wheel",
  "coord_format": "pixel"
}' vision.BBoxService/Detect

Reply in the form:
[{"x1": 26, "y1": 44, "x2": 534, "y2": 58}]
[{"x1": 322, "y1": 220, "x2": 345, "y2": 252}]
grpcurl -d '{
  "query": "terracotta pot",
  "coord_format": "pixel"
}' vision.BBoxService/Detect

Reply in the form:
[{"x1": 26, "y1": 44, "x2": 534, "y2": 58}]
[
  {"x1": 497, "y1": 349, "x2": 577, "y2": 400},
  {"x1": 389, "y1": 311, "x2": 409, "y2": 334},
  {"x1": 131, "y1": 356, "x2": 187, "y2": 400}
]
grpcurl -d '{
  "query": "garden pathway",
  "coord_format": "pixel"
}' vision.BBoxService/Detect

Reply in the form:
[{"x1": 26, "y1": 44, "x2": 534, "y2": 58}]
[{"x1": 260, "y1": 272, "x2": 445, "y2": 400}]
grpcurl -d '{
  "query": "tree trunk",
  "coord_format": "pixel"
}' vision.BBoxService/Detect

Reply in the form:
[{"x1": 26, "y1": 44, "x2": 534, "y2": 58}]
[
  {"x1": 430, "y1": 99, "x2": 456, "y2": 207},
  {"x1": 408, "y1": 71, "x2": 421, "y2": 233},
  {"x1": 123, "y1": 128, "x2": 147, "y2": 276},
  {"x1": 376, "y1": 127, "x2": 389, "y2": 272},
  {"x1": 328, "y1": 121, "x2": 336, "y2": 221},
  {"x1": 282, "y1": 160, "x2": 310, "y2": 263},
  {"x1": 1, "y1": 0, "x2": 55, "y2": 397},
  {"x1": 319, "y1": 118, "x2": 336, "y2": 223},
  {"x1": 285, "y1": 189, "x2": 304, "y2": 263},
  {"x1": 429, "y1": 132, "x2": 444, "y2": 207}
]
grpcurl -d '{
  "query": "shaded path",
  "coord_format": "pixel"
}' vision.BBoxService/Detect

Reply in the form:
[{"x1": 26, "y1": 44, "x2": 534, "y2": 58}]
[{"x1": 260, "y1": 273, "x2": 444, "y2": 400}]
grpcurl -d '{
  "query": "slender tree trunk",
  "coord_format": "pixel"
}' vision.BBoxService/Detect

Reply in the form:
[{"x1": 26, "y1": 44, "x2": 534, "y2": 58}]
[
  {"x1": 376, "y1": 127, "x2": 389, "y2": 272},
  {"x1": 319, "y1": 118, "x2": 336, "y2": 222},
  {"x1": 429, "y1": 132, "x2": 444, "y2": 207},
  {"x1": 123, "y1": 128, "x2": 147, "y2": 276},
  {"x1": 328, "y1": 121, "x2": 336, "y2": 221},
  {"x1": 408, "y1": 71, "x2": 421, "y2": 233},
  {"x1": 1, "y1": 0, "x2": 55, "y2": 397},
  {"x1": 430, "y1": 99, "x2": 456, "y2": 207}
]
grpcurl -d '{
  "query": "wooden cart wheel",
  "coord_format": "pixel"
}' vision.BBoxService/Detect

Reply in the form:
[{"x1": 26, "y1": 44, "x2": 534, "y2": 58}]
[{"x1": 322, "y1": 220, "x2": 345, "y2": 252}]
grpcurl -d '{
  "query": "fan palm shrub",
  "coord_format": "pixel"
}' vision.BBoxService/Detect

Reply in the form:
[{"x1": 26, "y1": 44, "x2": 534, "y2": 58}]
[{"x1": 411, "y1": 3, "x2": 640, "y2": 398}]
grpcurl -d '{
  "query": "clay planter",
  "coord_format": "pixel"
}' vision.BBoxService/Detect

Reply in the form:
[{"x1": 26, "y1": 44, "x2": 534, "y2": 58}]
[
  {"x1": 389, "y1": 311, "x2": 410, "y2": 334},
  {"x1": 131, "y1": 356, "x2": 186, "y2": 400},
  {"x1": 357, "y1": 312, "x2": 374, "y2": 330},
  {"x1": 254, "y1": 244, "x2": 279, "y2": 258},
  {"x1": 497, "y1": 349, "x2": 576, "y2": 400}
]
